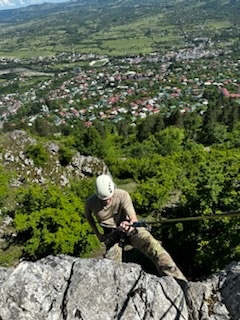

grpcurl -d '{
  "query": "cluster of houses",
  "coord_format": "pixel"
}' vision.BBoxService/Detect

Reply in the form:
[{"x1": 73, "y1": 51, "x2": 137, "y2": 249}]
[
  {"x1": 0, "y1": 48, "x2": 239, "y2": 128},
  {"x1": 220, "y1": 87, "x2": 240, "y2": 98}
]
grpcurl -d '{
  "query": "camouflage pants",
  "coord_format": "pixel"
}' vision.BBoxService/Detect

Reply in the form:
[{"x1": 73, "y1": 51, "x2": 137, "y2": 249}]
[{"x1": 105, "y1": 227, "x2": 187, "y2": 283}]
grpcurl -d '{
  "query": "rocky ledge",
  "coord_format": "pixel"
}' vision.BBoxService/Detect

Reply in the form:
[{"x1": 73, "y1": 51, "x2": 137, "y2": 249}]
[{"x1": 0, "y1": 255, "x2": 239, "y2": 320}]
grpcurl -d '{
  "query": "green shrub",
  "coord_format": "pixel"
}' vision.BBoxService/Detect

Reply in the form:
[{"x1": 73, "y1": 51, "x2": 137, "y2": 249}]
[
  {"x1": 14, "y1": 184, "x2": 99, "y2": 260},
  {"x1": 25, "y1": 144, "x2": 48, "y2": 167},
  {"x1": 58, "y1": 146, "x2": 74, "y2": 166}
]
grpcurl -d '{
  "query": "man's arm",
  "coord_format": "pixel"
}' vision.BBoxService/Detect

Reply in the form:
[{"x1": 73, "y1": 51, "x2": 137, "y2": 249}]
[
  {"x1": 120, "y1": 212, "x2": 138, "y2": 234},
  {"x1": 84, "y1": 204, "x2": 106, "y2": 242},
  {"x1": 119, "y1": 191, "x2": 138, "y2": 233}
]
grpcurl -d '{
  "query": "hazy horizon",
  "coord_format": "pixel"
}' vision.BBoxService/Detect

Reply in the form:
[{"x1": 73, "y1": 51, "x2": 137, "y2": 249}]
[{"x1": 0, "y1": 0, "x2": 69, "y2": 10}]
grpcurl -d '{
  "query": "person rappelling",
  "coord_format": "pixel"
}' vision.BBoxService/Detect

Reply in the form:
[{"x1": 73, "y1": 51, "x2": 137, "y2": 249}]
[{"x1": 84, "y1": 173, "x2": 188, "y2": 290}]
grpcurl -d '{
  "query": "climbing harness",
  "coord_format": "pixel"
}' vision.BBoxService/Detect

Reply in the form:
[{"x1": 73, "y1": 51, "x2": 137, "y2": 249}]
[{"x1": 103, "y1": 225, "x2": 138, "y2": 249}]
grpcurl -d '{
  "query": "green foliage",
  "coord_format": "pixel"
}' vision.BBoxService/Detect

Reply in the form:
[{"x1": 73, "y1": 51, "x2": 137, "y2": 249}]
[
  {"x1": 0, "y1": 245, "x2": 22, "y2": 268},
  {"x1": 182, "y1": 112, "x2": 202, "y2": 140},
  {"x1": 69, "y1": 177, "x2": 95, "y2": 202},
  {"x1": 179, "y1": 148, "x2": 240, "y2": 213},
  {"x1": 130, "y1": 154, "x2": 181, "y2": 213},
  {"x1": 132, "y1": 178, "x2": 172, "y2": 213},
  {"x1": 136, "y1": 115, "x2": 163, "y2": 142},
  {"x1": 193, "y1": 218, "x2": 240, "y2": 273},
  {"x1": 154, "y1": 127, "x2": 185, "y2": 156},
  {"x1": 0, "y1": 166, "x2": 11, "y2": 207},
  {"x1": 30, "y1": 117, "x2": 57, "y2": 137},
  {"x1": 25, "y1": 144, "x2": 48, "y2": 167},
  {"x1": 13, "y1": 184, "x2": 98, "y2": 260},
  {"x1": 58, "y1": 146, "x2": 74, "y2": 166},
  {"x1": 200, "y1": 122, "x2": 228, "y2": 145},
  {"x1": 74, "y1": 126, "x2": 107, "y2": 158},
  {"x1": 123, "y1": 137, "x2": 158, "y2": 158},
  {"x1": 225, "y1": 125, "x2": 240, "y2": 148},
  {"x1": 158, "y1": 145, "x2": 240, "y2": 277}
]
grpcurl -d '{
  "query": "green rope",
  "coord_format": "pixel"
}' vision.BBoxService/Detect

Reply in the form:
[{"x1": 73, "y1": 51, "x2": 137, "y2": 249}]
[{"x1": 133, "y1": 209, "x2": 240, "y2": 227}]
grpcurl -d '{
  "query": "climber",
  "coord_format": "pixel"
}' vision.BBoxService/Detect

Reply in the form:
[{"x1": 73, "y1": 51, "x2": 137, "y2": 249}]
[{"x1": 84, "y1": 173, "x2": 188, "y2": 288}]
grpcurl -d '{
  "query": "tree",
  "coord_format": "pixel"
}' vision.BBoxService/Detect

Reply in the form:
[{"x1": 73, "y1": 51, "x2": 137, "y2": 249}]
[
  {"x1": 226, "y1": 123, "x2": 240, "y2": 148},
  {"x1": 166, "y1": 109, "x2": 183, "y2": 127},
  {"x1": 14, "y1": 184, "x2": 98, "y2": 260},
  {"x1": 199, "y1": 122, "x2": 228, "y2": 146},
  {"x1": 131, "y1": 154, "x2": 181, "y2": 213},
  {"x1": 132, "y1": 178, "x2": 173, "y2": 213},
  {"x1": 136, "y1": 116, "x2": 157, "y2": 142},
  {"x1": 74, "y1": 126, "x2": 107, "y2": 158},
  {"x1": 32, "y1": 117, "x2": 55, "y2": 137},
  {"x1": 160, "y1": 146, "x2": 240, "y2": 278},
  {"x1": 154, "y1": 127, "x2": 185, "y2": 156},
  {"x1": 183, "y1": 112, "x2": 202, "y2": 141}
]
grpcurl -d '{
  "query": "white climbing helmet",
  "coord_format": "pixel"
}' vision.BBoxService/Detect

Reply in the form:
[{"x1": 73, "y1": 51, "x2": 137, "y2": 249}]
[{"x1": 96, "y1": 174, "x2": 114, "y2": 200}]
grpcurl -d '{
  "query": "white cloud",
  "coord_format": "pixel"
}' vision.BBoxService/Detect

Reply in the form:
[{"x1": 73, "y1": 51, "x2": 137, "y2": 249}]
[
  {"x1": 19, "y1": 0, "x2": 26, "y2": 5},
  {"x1": 0, "y1": 0, "x2": 46, "y2": 9},
  {"x1": 0, "y1": 0, "x2": 68, "y2": 9},
  {"x1": 0, "y1": 0, "x2": 15, "y2": 7}
]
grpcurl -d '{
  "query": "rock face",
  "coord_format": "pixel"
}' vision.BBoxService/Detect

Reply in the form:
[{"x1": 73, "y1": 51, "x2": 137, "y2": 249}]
[
  {"x1": 0, "y1": 256, "x2": 239, "y2": 320},
  {"x1": 0, "y1": 130, "x2": 109, "y2": 186},
  {"x1": 187, "y1": 261, "x2": 240, "y2": 320},
  {"x1": 0, "y1": 255, "x2": 188, "y2": 320}
]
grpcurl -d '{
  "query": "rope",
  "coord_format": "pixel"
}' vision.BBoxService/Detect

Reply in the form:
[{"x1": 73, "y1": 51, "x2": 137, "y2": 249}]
[{"x1": 132, "y1": 209, "x2": 240, "y2": 227}]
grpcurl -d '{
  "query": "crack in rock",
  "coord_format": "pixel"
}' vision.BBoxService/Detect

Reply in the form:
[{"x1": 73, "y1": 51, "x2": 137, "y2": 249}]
[{"x1": 61, "y1": 260, "x2": 76, "y2": 320}]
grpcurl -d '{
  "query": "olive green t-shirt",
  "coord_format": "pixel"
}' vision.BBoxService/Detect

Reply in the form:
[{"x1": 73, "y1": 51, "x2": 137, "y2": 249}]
[{"x1": 84, "y1": 189, "x2": 136, "y2": 228}]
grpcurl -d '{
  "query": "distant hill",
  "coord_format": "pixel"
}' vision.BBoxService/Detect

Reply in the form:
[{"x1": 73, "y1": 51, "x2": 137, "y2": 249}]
[{"x1": 0, "y1": 0, "x2": 239, "y2": 57}]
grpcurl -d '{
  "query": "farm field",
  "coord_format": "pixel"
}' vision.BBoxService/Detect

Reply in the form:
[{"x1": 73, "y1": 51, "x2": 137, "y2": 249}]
[{"x1": 0, "y1": 0, "x2": 239, "y2": 58}]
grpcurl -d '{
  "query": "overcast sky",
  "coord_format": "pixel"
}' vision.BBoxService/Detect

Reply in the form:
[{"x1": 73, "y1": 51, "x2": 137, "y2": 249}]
[{"x1": 0, "y1": 0, "x2": 68, "y2": 10}]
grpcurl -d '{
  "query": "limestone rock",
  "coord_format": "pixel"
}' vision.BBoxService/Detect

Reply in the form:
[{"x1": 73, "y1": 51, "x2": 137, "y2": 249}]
[
  {"x1": 0, "y1": 256, "x2": 239, "y2": 320},
  {"x1": 186, "y1": 261, "x2": 240, "y2": 320},
  {"x1": 0, "y1": 255, "x2": 188, "y2": 320},
  {"x1": 0, "y1": 130, "x2": 109, "y2": 186}
]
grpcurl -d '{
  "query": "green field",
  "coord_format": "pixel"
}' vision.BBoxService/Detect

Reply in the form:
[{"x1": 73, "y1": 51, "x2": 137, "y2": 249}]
[{"x1": 0, "y1": 0, "x2": 239, "y2": 58}]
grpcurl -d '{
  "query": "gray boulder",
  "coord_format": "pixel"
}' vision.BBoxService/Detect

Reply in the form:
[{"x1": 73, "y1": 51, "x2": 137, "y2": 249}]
[
  {"x1": 0, "y1": 255, "x2": 239, "y2": 320},
  {"x1": 0, "y1": 255, "x2": 187, "y2": 320},
  {"x1": 187, "y1": 261, "x2": 240, "y2": 320}
]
